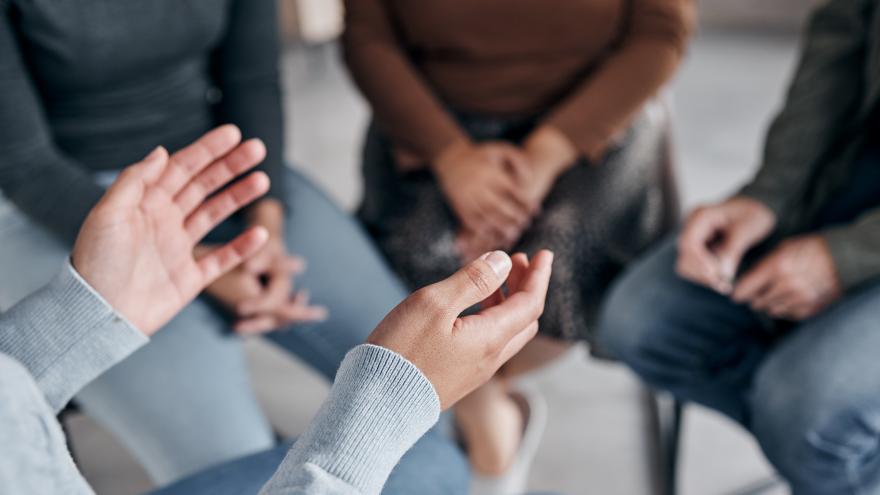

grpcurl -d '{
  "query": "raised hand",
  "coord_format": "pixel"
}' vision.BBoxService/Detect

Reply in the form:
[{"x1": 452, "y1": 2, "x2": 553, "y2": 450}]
[
  {"x1": 677, "y1": 196, "x2": 777, "y2": 294},
  {"x1": 72, "y1": 125, "x2": 271, "y2": 335},
  {"x1": 367, "y1": 250, "x2": 554, "y2": 409}
]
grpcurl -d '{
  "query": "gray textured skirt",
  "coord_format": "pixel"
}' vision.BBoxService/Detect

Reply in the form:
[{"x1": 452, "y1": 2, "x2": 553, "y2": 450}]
[{"x1": 358, "y1": 105, "x2": 679, "y2": 342}]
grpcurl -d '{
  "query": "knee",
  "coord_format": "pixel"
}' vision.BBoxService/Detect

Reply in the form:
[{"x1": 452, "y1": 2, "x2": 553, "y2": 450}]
[
  {"x1": 752, "y1": 369, "x2": 880, "y2": 491},
  {"x1": 595, "y1": 240, "x2": 681, "y2": 364}
]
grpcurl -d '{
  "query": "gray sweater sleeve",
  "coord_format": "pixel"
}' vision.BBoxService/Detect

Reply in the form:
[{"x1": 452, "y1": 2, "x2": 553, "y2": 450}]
[
  {"x1": 0, "y1": 5, "x2": 107, "y2": 246},
  {"x1": 0, "y1": 262, "x2": 147, "y2": 412},
  {"x1": 259, "y1": 344, "x2": 442, "y2": 495}
]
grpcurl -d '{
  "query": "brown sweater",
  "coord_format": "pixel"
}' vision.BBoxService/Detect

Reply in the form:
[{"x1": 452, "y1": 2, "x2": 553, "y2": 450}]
[{"x1": 343, "y1": 0, "x2": 695, "y2": 161}]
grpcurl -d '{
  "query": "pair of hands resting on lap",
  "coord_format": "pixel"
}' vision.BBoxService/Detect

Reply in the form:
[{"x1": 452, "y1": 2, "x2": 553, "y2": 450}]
[
  {"x1": 198, "y1": 198, "x2": 327, "y2": 335},
  {"x1": 72, "y1": 124, "x2": 553, "y2": 409},
  {"x1": 417, "y1": 126, "x2": 578, "y2": 261},
  {"x1": 676, "y1": 196, "x2": 842, "y2": 321}
]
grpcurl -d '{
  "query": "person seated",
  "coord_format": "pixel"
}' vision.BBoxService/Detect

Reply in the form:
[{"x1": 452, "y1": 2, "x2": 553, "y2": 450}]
[
  {"x1": 0, "y1": 126, "x2": 554, "y2": 495},
  {"x1": 596, "y1": 1, "x2": 880, "y2": 492},
  {"x1": 342, "y1": 0, "x2": 695, "y2": 486},
  {"x1": 0, "y1": 0, "x2": 467, "y2": 489}
]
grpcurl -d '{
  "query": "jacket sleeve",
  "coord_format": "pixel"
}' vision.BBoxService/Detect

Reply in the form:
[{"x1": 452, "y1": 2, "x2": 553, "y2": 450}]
[
  {"x1": 0, "y1": 5, "x2": 106, "y2": 245},
  {"x1": 211, "y1": 0, "x2": 286, "y2": 201},
  {"x1": 342, "y1": 0, "x2": 468, "y2": 160},
  {"x1": 543, "y1": 0, "x2": 696, "y2": 160},
  {"x1": 740, "y1": 0, "x2": 873, "y2": 229},
  {"x1": 0, "y1": 263, "x2": 147, "y2": 413},
  {"x1": 259, "y1": 345, "x2": 441, "y2": 495}
]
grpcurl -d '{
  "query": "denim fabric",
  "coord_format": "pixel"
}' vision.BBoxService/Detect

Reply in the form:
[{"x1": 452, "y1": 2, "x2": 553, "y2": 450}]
[
  {"x1": 151, "y1": 426, "x2": 469, "y2": 495},
  {"x1": 0, "y1": 167, "x2": 467, "y2": 489},
  {"x1": 597, "y1": 146, "x2": 880, "y2": 493}
]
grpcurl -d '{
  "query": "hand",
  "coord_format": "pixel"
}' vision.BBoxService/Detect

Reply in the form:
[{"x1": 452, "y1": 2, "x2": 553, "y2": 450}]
[
  {"x1": 732, "y1": 235, "x2": 842, "y2": 320},
  {"x1": 204, "y1": 257, "x2": 327, "y2": 335},
  {"x1": 677, "y1": 196, "x2": 777, "y2": 294},
  {"x1": 219, "y1": 198, "x2": 328, "y2": 334},
  {"x1": 367, "y1": 250, "x2": 554, "y2": 409},
  {"x1": 433, "y1": 140, "x2": 537, "y2": 250},
  {"x1": 72, "y1": 125, "x2": 271, "y2": 335}
]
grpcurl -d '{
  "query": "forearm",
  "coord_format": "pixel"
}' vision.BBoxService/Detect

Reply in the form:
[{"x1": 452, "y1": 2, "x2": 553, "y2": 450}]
[
  {"x1": 259, "y1": 345, "x2": 440, "y2": 495},
  {"x1": 543, "y1": 0, "x2": 694, "y2": 161},
  {"x1": 739, "y1": 0, "x2": 871, "y2": 221},
  {"x1": 342, "y1": 0, "x2": 467, "y2": 161},
  {"x1": 0, "y1": 354, "x2": 96, "y2": 495},
  {"x1": 213, "y1": 0, "x2": 287, "y2": 202},
  {"x1": 0, "y1": 263, "x2": 147, "y2": 412}
]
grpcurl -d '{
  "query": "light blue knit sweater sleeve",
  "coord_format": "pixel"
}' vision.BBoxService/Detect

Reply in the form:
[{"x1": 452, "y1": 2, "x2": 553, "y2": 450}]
[
  {"x1": 259, "y1": 344, "x2": 442, "y2": 495},
  {"x1": 0, "y1": 262, "x2": 147, "y2": 412}
]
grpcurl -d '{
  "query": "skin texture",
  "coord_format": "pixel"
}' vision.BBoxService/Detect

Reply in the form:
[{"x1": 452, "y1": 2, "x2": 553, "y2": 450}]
[
  {"x1": 71, "y1": 125, "x2": 271, "y2": 336},
  {"x1": 677, "y1": 196, "x2": 778, "y2": 294},
  {"x1": 204, "y1": 197, "x2": 328, "y2": 336},
  {"x1": 677, "y1": 195, "x2": 842, "y2": 321},
  {"x1": 732, "y1": 235, "x2": 842, "y2": 320},
  {"x1": 367, "y1": 250, "x2": 554, "y2": 410}
]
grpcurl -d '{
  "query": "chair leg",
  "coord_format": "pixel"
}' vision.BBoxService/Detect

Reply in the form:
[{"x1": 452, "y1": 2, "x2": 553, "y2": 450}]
[{"x1": 642, "y1": 388, "x2": 684, "y2": 495}]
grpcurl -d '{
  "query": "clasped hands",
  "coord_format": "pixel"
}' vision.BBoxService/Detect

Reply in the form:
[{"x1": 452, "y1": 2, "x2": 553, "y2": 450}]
[
  {"x1": 71, "y1": 125, "x2": 554, "y2": 410},
  {"x1": 426, "y1": 126, "x2": 577, "y2": 261},
  {"x1": 676, "y1": 196, "x2": 842, "y2": 321}
]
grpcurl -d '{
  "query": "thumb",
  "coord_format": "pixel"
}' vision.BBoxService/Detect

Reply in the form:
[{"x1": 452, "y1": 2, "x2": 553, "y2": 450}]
[
  {"x1": 714, "y1": 226, "x2": 755, "y2": 282},
  {"x1": 436, "y1": 251, "x2": 512, "y2": 314}
]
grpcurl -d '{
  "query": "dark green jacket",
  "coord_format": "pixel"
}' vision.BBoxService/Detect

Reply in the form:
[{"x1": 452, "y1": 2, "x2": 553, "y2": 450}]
[{"x1": 740, "y1": 0, "x2": 880, "y2": 290}]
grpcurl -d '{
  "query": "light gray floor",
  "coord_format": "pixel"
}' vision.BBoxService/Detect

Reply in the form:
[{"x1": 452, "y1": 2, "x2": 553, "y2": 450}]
[{"x1": 73, "y1": 28, "x2": 801, "y2": 495}]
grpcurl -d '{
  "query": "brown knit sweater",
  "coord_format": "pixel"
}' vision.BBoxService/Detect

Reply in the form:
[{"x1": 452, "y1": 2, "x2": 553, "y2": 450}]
[{"x1": 343, "y1": 0, "x2": 695, "y2": 161}]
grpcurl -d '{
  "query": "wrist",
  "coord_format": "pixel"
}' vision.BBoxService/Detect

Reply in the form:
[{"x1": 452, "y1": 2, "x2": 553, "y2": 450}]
[
  {"x1": 431, "y1": 138, "x2": 473, "y2": 175},
  {"x1": 524, "y1": 126, "x2": 578, "y2": 179}
]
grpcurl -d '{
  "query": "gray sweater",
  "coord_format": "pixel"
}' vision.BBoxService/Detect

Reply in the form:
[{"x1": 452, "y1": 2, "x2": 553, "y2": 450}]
[
  {"x1": 0, "y1": 264, "x2": 440, "y2": 495},
  {"x1": 0, "y1": 0, "x2": 286, "y2": 245}
]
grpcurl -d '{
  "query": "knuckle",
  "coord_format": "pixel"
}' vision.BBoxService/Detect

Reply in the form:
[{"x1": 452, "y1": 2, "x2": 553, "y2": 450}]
[{"x1": 464, "y1": 264, "x2": 494, "y2": 297}]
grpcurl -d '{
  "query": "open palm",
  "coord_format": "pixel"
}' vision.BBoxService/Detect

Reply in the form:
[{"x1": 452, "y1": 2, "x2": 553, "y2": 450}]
[{"x1": 72, "y1": 125, "x2": 270, "y2": 335}]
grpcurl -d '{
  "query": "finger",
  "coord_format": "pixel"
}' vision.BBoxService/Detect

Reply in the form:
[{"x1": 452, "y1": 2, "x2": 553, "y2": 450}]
[
  {"x1": 732, "y1": 259, "x2": 776, "y2": 304},
  {"x1": 496, "y1": 320, "x2": 540, "y2": 364},
  {"x1": 243, "y1": 249, "x2": 276, "y2": 275},
  {"x1": 507, "y1": 253, "x2": 530, "y2": 293},
  {"x1": 432, "y1": 250, "x2": 512, "y2": 314},
  {"x1": 749, "y1": 282, "x2": 795, "y2": 313},
  {"x1": 676, "y1": 237, "x2": 731, "y2": 294},
  {"x1": 157, "y1": 125, "x2": 243, "y2": 196},
  {"x1": 500, "y1": 147, "x2": 533, "y2": 185},
  {"x1": 678, "y1": 210, "x2": 725, "y2": 288},
  {"x1": 275, "y1": 292, "x2": 329, "y2": 324},
  {"x1": 487, "y1": 188, "x2": 532, "y2": 231},
  {"x1": 238, "y1": 269, "x2": 292, "y2": 316},
  {"x1": 714, "y1": 224, "x2": 757, "y2": 283},
  {"x1": 174, "y1": 139, "x2": 267, "y2": 215},
  {"x1": 185, "y1": 172, "x2": 270, "y2": 242},
  {"x1": 102, "y1": 146, "x2": 170, "y2": 208},
  {"x1": 197, "y1": 226, "x2": 269, "y2": 285},
  {"x1": 461, "y1": 250, "x2": 553, "y2": 343},
  {"x1": 234, "y1": 315, "x2": 279, "y2": 335}
]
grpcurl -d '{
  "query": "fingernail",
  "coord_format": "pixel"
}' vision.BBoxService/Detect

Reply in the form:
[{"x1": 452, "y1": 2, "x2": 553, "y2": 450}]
[{"x1": 483, "y1": 251, "x2": 511, "y2": 277}]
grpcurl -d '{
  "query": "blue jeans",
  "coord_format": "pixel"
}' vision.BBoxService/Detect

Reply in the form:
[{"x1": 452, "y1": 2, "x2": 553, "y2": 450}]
[
  {"x1": 597, "y1": 238, "x2": 880, "y2": 494},
  {"x1": 0, "y1": 167, "x2": 467, "y2": 490},
  {"x1": 149, "y1": 428, "x2": 469, "y2": 495}
]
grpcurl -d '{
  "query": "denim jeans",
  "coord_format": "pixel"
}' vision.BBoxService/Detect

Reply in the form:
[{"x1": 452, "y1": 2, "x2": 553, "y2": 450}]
[
  {"x1": 0, "y1": 167, "x2": 467, "y2": 490},
  {"x1": 150, "y1": 429, "x2": 469, "y2": 495},
  {"x1": 596, "y1": 147, "x2": 880, "y2": 493}
]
